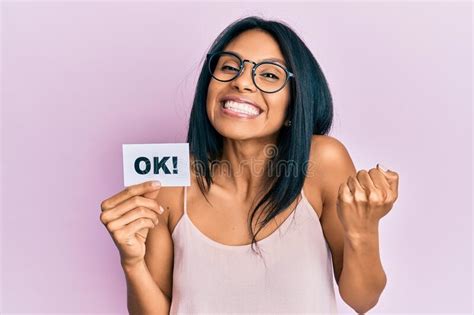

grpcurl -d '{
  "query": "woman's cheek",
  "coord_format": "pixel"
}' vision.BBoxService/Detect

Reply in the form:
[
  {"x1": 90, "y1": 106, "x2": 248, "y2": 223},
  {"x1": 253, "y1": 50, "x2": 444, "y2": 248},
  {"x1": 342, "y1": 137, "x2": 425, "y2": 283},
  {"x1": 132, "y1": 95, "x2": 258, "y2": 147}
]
[{"x1": 267, "y1": 105, "x2": 288, "y2": 125}]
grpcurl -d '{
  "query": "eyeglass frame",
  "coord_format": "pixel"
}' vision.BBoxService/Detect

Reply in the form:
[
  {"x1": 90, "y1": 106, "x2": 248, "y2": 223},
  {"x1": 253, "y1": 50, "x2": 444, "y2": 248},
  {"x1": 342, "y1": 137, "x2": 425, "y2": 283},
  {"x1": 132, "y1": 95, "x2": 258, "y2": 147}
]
[{"x1": 206, "y1": 51, "x2": 295, "y2": 94}]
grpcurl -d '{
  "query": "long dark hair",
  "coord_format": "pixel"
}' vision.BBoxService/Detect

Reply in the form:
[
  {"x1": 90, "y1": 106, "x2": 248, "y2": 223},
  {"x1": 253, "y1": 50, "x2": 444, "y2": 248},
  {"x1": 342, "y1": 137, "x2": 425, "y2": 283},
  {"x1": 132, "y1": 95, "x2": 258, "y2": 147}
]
[{"x1": 186, "y1": 16, "x2": 333, "y2": 256}]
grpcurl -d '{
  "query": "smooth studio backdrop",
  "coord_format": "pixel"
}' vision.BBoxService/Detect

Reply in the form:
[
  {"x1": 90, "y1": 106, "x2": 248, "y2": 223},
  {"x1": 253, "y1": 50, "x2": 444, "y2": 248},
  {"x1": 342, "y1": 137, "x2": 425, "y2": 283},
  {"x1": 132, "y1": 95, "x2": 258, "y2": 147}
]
[{"x1": 1, "y1": 1, "x2": 472, "y2": 314}]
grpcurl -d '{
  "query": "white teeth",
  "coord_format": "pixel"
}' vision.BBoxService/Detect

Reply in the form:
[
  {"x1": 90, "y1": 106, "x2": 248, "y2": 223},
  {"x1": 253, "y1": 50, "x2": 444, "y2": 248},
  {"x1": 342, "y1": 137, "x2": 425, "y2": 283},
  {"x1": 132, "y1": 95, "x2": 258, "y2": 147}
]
[{"x1": 223, "y1": 100, "x2": 260, "y2": 116}]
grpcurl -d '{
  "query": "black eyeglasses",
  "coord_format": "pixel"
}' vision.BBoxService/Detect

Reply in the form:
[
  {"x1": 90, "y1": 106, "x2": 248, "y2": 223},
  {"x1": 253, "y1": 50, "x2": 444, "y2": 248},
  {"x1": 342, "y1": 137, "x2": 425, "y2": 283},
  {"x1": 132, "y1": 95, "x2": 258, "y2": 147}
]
[{"x1": 206, "y1": 51, "x2": 294, "y2": 93}]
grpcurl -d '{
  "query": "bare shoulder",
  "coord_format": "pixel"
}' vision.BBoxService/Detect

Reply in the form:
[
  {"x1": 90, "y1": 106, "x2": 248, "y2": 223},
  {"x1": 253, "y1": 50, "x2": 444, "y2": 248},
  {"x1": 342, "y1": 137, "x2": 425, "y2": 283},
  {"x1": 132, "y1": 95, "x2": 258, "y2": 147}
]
[
  {"x1": 153, "y1": 186, "x2": 185, "y2": 232},
  {"x1": 308, "y1": 134, "x2": 353, "y2": 166},
  {"x1": 306, "y1": 135, "x2": 356, "y2": 206}
]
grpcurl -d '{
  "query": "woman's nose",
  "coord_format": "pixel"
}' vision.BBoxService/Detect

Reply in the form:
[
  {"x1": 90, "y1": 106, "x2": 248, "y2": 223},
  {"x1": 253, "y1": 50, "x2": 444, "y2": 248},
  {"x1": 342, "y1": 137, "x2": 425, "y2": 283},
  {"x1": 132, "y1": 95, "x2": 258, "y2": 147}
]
[{"x1": 230, "y1": 62, "x2": 257, "y2": 92}]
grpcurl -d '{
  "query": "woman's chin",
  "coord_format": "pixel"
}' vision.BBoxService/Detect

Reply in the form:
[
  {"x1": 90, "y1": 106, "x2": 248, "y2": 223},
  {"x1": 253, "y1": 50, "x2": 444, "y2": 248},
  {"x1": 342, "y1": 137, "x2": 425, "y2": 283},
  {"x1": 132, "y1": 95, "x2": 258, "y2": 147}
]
[{"x1": 214, "y1": 127, "x2": 260, "y2": 141}]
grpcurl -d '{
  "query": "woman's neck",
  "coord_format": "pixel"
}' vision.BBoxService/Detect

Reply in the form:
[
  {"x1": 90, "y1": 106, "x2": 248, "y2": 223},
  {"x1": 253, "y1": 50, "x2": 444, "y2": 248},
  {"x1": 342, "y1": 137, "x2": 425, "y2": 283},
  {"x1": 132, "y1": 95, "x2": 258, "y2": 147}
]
[{"x1": 212, "y1": 137, "x2": 277, "y2": 201}]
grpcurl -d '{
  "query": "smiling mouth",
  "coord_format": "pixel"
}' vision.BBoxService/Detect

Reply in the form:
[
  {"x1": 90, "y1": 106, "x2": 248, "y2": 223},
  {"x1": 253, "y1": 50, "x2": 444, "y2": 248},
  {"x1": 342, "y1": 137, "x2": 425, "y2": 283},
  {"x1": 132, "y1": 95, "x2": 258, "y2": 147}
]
[{"x1": 220, "y1": 100, "x2": 263, "y2": 117}]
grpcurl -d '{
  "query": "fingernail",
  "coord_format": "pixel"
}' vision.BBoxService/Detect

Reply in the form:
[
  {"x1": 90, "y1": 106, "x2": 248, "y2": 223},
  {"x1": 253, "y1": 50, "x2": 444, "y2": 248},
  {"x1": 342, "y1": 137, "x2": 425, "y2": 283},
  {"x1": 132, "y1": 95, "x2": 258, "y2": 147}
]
[
  {"x1": 151, "y1": 181, "x2": 161, "y2": 187},
  {"x1": 377, "y1": 163, "x2": 389, "y2": 172},
  {"x1": 159, "y1": 205, "x2": 164, "y2": 214}
]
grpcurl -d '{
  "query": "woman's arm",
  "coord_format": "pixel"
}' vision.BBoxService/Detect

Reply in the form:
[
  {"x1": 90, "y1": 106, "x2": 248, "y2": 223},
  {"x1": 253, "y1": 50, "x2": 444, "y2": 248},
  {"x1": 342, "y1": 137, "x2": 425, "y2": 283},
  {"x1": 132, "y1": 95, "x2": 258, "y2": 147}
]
[
  {"x1": 123, "y1": 261, "x2": 171, "y2": 315},
  {"x1": 307, "y1": 135, "x2": 395, "y2": 314},
  {"x1": 123, "y1": 186, "x2": 179, "y2": 314}
]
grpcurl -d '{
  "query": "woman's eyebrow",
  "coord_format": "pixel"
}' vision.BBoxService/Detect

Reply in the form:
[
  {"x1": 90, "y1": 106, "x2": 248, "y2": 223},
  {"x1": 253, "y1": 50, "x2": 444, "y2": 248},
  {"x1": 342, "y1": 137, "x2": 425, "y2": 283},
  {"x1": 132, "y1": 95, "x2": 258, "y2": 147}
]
[
  {"x1": 228, "y1": 51, "x2": 287, "y2": 66},
  {"x1": 262, "y1": 57, "x2": 287, "y2": 66}
]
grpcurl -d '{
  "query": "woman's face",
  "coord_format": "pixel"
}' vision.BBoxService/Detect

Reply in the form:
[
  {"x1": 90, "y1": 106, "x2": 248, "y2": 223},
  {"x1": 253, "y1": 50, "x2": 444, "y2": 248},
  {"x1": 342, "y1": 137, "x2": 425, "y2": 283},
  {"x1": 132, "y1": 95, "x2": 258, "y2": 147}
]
[{"x1": 206, "y1": 29, "x2": 291, "y2": 141}]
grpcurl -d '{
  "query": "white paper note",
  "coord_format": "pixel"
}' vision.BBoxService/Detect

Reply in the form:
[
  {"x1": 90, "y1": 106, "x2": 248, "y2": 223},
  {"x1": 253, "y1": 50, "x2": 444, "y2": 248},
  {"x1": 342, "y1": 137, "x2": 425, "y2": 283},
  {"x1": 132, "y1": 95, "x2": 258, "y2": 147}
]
[{"x1": 122, "y1": 143, "x2": 191, "y2": 187}]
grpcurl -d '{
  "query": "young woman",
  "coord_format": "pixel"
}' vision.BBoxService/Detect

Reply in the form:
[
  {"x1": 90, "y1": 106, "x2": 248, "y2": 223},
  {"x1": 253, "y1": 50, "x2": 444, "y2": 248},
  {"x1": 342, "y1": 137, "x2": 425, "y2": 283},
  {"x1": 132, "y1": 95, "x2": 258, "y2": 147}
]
[{"x1": 100, "y1": 16, "x2": 399, "y2": 314}]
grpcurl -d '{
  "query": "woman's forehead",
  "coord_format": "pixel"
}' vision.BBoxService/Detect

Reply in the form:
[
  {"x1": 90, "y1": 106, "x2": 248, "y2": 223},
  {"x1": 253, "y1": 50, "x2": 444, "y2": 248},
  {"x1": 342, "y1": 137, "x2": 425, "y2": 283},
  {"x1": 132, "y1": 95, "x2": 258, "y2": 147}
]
[{"x1": 223, "y1": 30, "x2": 286, "y2": 64}]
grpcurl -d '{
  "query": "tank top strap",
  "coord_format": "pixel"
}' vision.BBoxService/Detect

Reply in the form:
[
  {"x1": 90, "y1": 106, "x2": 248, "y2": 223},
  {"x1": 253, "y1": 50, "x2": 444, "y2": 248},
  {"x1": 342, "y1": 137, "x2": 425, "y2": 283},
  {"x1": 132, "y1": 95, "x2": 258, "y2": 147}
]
[
  {"x1": 183, "y1": 186, "x2": 188, "y2": 215},
  {"x1": 300, "y1": 187, "x2": 306, "y2": 201}
]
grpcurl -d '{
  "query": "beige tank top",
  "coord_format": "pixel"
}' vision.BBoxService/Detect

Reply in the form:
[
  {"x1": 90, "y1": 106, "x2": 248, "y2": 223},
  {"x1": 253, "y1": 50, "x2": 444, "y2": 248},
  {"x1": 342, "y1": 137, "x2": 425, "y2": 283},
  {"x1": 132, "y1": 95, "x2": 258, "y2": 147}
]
[{"x1": 170, "y1": 186, "x2": 338, "y2": 314}]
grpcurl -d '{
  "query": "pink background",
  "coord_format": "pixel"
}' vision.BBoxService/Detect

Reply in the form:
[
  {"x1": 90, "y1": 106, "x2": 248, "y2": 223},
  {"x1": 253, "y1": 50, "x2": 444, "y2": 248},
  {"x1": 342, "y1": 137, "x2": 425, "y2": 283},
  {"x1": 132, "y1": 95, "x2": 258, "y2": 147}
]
[{"x1": 1, "y1": 1, "x2": 472, "y2": 314}]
